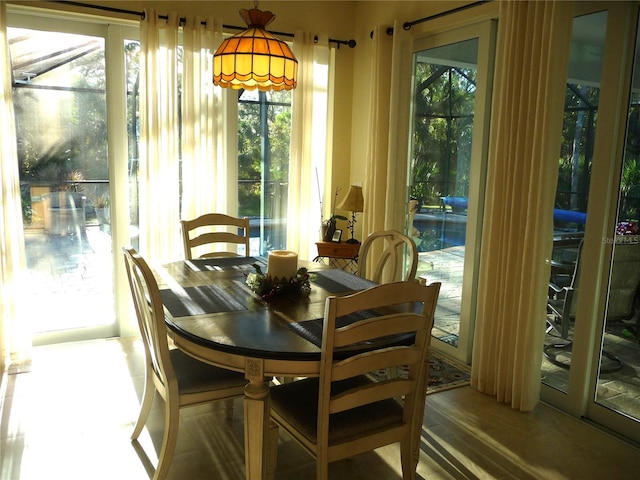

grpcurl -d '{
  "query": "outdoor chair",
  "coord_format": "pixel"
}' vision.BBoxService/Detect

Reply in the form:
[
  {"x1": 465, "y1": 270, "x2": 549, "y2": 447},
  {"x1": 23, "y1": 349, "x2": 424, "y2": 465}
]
[
  {"x1": 180, "y1": 213, "x2": 250, "y2": 259},
  {"x1": 546, "y1": 236, "x2": 640, "y2": 370},
  {"x1": 269, "y1": 280, "x2": 441, "y2": 480},
  {"x1": 123, "y1": 247, "x2": 246, "y2": 480},
  {"x1": 357, "y1": 230, "x2": 419, "y2": 283}
]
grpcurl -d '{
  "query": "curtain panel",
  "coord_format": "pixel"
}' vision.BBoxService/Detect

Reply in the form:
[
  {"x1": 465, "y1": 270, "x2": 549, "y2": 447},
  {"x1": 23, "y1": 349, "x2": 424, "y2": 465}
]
[
  {"x1": 362, "y1": 22, "x2": 413, "y2": 281},
  {"x1": 471, "y1": 0, "x2": 572, "y2": 411},
  {"x1": 140, "y1": 11, "x2": 226, "y2": 262},
  {"x1": 0, "y1": 0, "x2": 30, "y2": 374},
  {"x1": 288, "y1": 32, "x2": 332, "y2": 261},
  {"x1": 139, "y1": 10, "x2": 181, "y2": 262},
  {"x1": 180, "y1": 16, "x2": 226, "y2": 225}
]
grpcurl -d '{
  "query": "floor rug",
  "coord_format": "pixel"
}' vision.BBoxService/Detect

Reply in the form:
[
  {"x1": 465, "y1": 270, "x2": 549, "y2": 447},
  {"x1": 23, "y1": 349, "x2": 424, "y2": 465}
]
[
  {"x1": 426, "y1": 351, "x2": 471, "y2": 394},
  {"x1": 372, "y1": 351, "x2": 471, "y2": 394}
]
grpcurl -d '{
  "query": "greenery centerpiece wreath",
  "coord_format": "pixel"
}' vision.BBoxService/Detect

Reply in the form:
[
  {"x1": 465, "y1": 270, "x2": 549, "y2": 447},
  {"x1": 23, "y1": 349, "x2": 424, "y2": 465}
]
[{"x1": 245, "y1": 263, "x2": 314, "y2": 300}]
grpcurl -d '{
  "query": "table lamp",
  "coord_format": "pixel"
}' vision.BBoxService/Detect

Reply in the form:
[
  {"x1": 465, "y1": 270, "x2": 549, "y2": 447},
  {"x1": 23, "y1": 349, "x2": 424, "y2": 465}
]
[{"x1": 337, "y1": 185, "x2": 364, "y2": 243}]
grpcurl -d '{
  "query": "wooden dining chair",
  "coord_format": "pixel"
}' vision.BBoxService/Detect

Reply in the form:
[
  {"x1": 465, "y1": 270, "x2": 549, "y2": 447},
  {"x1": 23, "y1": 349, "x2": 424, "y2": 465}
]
[
  {"x1": 269, "y1": 280, "x2": 441, "y2": 480},
  {"x1": 180, "y1": 213, "x2": 250, "y2": 259},
  {"x1": 122, "y1": 247, "x2": 247, "y2": 480},
  {"x1": 357, "y1": 229, "x2": 419, "y2": 283}
]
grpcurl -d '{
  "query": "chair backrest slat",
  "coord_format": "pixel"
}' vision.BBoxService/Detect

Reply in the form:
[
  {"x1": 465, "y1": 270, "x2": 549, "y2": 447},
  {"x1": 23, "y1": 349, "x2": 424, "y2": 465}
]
[
  {"x1": 181, "y1": 213, "x2": 250, "y2": 259},
  {"x1": 329, "y1": 379, "x2": 414, "y2": 414},
  {"x1": 331, "y1": 346, "x2": 419, "y2": 381},
  {"x1": 357, "y1": 230, "x2": 418, "y2": 282},
  {"x1": 317, "y1": 280, "x2": 440, "y2": 451}
]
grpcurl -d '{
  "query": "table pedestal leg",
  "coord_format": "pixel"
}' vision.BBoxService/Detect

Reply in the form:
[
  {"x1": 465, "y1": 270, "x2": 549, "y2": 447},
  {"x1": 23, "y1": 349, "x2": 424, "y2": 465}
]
[
  {"x1": 267, "y1": 419, "x2": 279, "y2": 480},
  {"x1": 244, "y1": 358, "x2": 278, "y2": 480}
]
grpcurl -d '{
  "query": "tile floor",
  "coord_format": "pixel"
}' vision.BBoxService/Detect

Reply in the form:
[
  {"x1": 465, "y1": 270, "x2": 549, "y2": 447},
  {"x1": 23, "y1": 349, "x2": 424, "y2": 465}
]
[{"x1": 2, "y1": 337, "x2": 639, "y2": 480}]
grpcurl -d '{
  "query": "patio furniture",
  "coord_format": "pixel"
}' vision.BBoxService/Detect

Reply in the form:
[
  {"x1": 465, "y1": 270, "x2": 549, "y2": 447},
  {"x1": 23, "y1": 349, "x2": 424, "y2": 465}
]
[
  {"x1": 546, "y1": 236, "x2": 640, "y2": 371},
  {"x1": 42, "y1": 191, "x2": 86, "y2": 236}
]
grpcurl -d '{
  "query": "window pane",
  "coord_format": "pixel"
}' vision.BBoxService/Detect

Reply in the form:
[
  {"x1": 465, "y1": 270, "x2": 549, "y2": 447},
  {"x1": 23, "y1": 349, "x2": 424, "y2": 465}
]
[
  {"x1": 544, "y1": 11, "x2": 608, "y2": 392},
  {"x1": 410, "y1": 38, "x2": 478, "y2": 347},
  {"x1": 238, "y1": 89, "x2": 291, "y2": 254},
  {"x1": 10, "y1": 27, "x2": 113, "y2": 334}
]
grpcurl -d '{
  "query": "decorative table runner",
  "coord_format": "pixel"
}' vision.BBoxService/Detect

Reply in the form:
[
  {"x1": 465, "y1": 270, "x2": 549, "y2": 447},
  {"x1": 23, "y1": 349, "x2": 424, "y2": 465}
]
[
  {"x1": 311, "y1": 269, "x2": 377, "y2": 293},
  {"x1": 160, "y1": 282, "x2": 250, "y2": 317},
  {"x1": 286, "y1": 310, "x2": 380, "y2": 348},
  {"x1": 185, "y1": 256, "x2": 266, "y2": 272},
  {"x1": 282, "y1": 270, "x2": 380, "y2": 346}
]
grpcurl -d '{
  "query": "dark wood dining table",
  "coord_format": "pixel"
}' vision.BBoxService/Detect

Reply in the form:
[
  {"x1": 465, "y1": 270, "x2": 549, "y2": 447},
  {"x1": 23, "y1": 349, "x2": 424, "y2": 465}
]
[{"x1": 154, "y1": 256, "x2": 378, "y2": 480}]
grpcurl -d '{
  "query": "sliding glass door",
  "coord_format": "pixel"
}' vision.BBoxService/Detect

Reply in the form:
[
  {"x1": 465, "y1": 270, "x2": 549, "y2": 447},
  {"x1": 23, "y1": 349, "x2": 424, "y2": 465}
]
[
  {"x1": 541, "y1": 1, "x2": 640, "y2": 445},
  {"x1": 408, "y1": 21, "x2": 495, "y2": 362},
  {"x1": 7, "y1": 10, "x2": 137, "y2": 344},
  {"x1": 588, "y1": 5, "x2": 640, "y2": 443}
]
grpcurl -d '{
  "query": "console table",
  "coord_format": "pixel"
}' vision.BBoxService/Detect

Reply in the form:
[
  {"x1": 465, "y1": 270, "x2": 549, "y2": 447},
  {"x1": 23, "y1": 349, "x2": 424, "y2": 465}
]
[{"x1": 314, "y1": 241, "x2": 360, "y2": 273}]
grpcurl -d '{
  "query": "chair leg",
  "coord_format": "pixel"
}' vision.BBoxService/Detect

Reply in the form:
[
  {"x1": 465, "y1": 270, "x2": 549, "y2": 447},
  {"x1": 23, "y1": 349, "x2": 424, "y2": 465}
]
[
  {"x1": 154, "y1": 401, "x2": 180, "y2": 480},
  {"x1": 400, "y1": 437, "x2": 417, "y2": 480},
  {"x1": 543, "y1": 342, "x2": 623, "y2": 373},
  {"x1": 316, "y1": 460, "x2": 329, "y2": 480},
  {"x1": 131, "y1": 375, "x2": 155, "y2": 440},
  {"x1": 224, "y1": 398, "x2": 234, "y2": 420}
]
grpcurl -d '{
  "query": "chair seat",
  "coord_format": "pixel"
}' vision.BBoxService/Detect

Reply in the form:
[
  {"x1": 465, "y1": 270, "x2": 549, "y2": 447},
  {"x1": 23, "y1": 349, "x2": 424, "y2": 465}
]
[
  {"x1": 270, "y1": 375, "x2": 404, "y2": 446},
  {"x1": 170, "y1": 349, "x2": 246, "y2": 395}
]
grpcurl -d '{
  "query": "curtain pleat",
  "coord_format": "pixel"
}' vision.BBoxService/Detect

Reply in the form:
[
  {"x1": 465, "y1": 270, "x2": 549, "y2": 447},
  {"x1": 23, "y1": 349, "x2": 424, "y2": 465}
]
[
  {"x1": 181, "y1": 16, "x2": 225, "y2": 221},
  {"x1": 472, "y1": 0, "x2": 572, "y2": 410},
  {"x1": 363, "y1": 26, "x2": 393, "y2": 240},
  {"x1": 288, "y1": 33, "x2": 331, "y2": 260},
  {"x1": 0, "y1": 0, "x2": 30, "y2": 373},
  {"x1": 362, "y1": 22, "x2": 412, "y2": 281},
  {"x1": 139, "y1": 10, "x2": 181, "y2": 262}
]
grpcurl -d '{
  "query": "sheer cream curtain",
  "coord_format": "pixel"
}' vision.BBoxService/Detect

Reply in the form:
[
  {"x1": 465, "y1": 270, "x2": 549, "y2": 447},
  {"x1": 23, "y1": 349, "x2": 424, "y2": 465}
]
[
  {"x1": 362, "y1": 22, "x2": 412, "y2": 279},
  {"x1": 287, "y1": 32, "x2": 332, "y2": 261},
  {"x1": 0, "y1": 0, "x2": 30, "y2": 373},
  {"x1": 471, "y1": 0, "x2": 572, "y2": 411},
  {"x1": 180, "y1": 16, "x2": 226, "y2": 223},
  {"x1": 139, "y1": 10, "x2": 181, "y2": 263}
]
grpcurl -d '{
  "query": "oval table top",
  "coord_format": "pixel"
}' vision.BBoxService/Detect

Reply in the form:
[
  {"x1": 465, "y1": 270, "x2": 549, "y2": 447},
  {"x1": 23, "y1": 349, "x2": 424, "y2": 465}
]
[{"x1": 155, "y1": 256, "x2": 381, "y2": 375}]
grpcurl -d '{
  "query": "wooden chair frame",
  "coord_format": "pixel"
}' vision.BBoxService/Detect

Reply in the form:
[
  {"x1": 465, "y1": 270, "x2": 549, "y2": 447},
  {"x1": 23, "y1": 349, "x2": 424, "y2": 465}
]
[
  {"x1": 123, "y1": 247, "x2": 246, "y2": 480},
  {"x1": 357, "y1": 230, "x2": 419, "y2": 282},
  {"x1": 180, "y1": 213, "x2": 250, "y2": 259},
  {"x1": 269, "y1": 281, "x2": 441, "y2": 479}
]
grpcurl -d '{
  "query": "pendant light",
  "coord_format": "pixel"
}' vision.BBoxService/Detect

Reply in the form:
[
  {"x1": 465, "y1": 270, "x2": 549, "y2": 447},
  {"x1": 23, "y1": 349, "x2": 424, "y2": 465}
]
[{"x1": 213, "y1": 3, "x2": 298, "y2": 91}]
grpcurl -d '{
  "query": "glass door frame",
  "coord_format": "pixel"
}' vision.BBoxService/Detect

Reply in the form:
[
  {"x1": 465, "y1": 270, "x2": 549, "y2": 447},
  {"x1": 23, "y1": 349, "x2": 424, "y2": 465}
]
[
  {"x1": 541, "y1": 1, "x2": 640, "y2": 444},
  {"x1": 7, "y1": 7, "x2": 139, "y2": 344},
  {"x1": 409, "y1": 20, "x2": 496, "y2": 364}
]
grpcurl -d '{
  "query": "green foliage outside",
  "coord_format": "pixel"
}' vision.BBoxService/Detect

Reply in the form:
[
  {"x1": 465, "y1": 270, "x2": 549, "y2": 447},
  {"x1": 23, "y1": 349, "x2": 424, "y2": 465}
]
[
  {"x1": 237, "y1": 91, "x2": 291, "y2": 219},
  {"x1": 409, "y1": 60, "x2": 640, "y2": 245},
  {"x1": 13, "y1": 35, "x2": 108, "y2": 224},
  {"x1": 409, "y1": 62, "x2": 475, "y2": 209}
]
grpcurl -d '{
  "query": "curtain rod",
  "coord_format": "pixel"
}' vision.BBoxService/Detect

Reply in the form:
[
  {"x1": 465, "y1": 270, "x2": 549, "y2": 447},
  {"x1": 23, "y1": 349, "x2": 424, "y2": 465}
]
[
  {"x1": 402, "y1": 0, "x2": 492, "y2": 30},
  {"x1": 49, "y1": 1, "x2": 357, "y2": 48},
  {"x1": 370, "y1": 0, "x2": 491, "y2": 39}
]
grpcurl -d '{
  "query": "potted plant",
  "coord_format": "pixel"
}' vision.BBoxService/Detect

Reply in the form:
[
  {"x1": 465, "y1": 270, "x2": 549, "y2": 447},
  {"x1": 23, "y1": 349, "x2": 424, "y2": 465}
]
[
  {"x1": 94, "y1": 193, "x2": 110, "y2": 226},
  {"x1": 322, "y1": 188, "x2": 347, "y2": 241}
]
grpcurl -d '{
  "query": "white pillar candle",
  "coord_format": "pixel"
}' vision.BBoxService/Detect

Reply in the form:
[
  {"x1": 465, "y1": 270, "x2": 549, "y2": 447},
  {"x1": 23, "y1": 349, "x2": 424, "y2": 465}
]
[{"x1": 267, "y1": 250, "x2": 298, "y2": 280}]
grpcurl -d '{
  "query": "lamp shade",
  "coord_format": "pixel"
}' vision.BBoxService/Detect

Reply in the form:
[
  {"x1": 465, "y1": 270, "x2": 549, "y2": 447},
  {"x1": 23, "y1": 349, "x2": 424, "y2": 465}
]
[
  {"x1": 337, "y1": 185, "x2": 364, "y2": 212},
  {"x1": 213, "y1": 8, "x2": 298, "y2": 92}
]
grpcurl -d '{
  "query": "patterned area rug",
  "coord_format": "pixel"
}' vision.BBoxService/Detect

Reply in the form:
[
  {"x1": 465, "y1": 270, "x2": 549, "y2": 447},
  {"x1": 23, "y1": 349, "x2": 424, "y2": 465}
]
[
  {"x1": 426, "y1": 351, "x2": 471, "y2": 394},
  {"x1": 371, "y1": 350, "x2": 471, "y2": 394}
]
